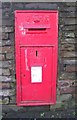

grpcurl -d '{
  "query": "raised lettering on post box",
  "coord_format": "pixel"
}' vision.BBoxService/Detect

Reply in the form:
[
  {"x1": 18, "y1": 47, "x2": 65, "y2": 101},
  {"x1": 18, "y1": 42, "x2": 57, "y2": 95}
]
[{"x1": 15, "y1": 10, "x2": 58, "y2": 106}]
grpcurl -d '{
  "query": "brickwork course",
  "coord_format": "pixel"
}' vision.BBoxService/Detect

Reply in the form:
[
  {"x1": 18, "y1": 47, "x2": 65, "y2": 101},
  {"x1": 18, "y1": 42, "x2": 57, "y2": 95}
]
[{"x1": 0, "y1": 2, "x2": 77, "y2": 117}]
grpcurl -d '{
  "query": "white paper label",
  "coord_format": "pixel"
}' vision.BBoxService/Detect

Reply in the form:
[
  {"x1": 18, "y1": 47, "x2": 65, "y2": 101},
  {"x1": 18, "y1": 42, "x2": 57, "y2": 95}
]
[{"x1": 31, "y1": 67, "x2": 42, "y2": 83}]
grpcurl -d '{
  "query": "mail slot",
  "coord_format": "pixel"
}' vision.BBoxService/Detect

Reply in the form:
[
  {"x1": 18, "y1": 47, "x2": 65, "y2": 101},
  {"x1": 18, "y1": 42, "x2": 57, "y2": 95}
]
[{"x1": 15, "y1": 10, "x2": 58, "y2": 106}]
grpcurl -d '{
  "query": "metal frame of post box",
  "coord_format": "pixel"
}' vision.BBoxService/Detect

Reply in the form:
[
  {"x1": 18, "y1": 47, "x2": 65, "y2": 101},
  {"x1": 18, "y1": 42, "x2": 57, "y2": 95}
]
[{"x1": 15, "y1": 10, "x2": 58, "y2": 106}]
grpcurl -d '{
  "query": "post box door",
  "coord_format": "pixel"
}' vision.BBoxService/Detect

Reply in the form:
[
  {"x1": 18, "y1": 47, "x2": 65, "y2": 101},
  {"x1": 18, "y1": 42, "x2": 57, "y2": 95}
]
[{"x1": 20, "y1": 47, "x2": 53, "y2": 102}]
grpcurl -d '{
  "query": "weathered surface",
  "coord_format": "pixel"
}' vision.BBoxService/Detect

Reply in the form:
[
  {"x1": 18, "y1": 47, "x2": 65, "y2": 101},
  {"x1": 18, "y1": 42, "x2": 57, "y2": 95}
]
[
  {"x1": 61, "y1": 51, "x2": 77, "y2": 57},
  {"x1": 1, "y1": 69, "x2": 10, "y2": 76},
  {"x1": 0, "y1": 54, "x2": 5, "y2": 60},
  {"x1": 2, "y1": 33, "x2": 8, "y2": 39},
  {"x1": 0, "y1": 82, "x2": 10, "y2": 89},
  {"x1": 2, "y1": 106, "x2": 76, "y2": 118},
  {"x1": 59, "y1": 73, "x2": 76, "y2": 80},
  {"x1": 2, "y1": 27, "x2": 14, "y2": 33},
  {"x1": 0, "y1": 40, "x2": 14, "y2": 46},
  {"x1": 0, "y1": 46, "x2": 14, "y2": 53}
]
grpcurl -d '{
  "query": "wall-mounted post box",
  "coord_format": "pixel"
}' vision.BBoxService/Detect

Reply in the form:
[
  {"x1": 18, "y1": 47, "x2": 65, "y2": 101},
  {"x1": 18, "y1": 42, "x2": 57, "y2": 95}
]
[{"x1": 15, "y1": 10, "x2": 58, "y2": 106}]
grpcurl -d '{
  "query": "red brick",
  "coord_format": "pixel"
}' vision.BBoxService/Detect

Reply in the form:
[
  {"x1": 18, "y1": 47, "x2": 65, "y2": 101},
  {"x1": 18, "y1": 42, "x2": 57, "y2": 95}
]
[
  {"x1": 61, "y1": 51, "x2": 77, "y2": 58},
  {"x1": 65, "y1": 3, "x2": 76, "y2": 6},
  {"x1": 59, "y1": 73, "x2": 76, "y2": 80},
  {"x1": 63, "y1": 59, "x2": 76, "y2": 65},
  {"x1": 2, "y1": 33, "x2": 8, "y2": 39},
  {"x1": 73, "y1": 94, "x2": 77, "y2": 99},
  {"x1": 60, "y1": 87, "x2": 75, "y2": 94},
  {"x1": 0, "y1": 89, "x2": 15, "y2": 96},
  {"x1": 62, "y1": 25, "x2": 75, "y2": 31},
  {"x1": 64, "y1": 18, "x2": 76, "y2": 25},
  {"x1": 0, "y1": 82, "x2": 10, "y2": 89},
  {"x1": 1, "y1": 40, "x2": 14, "y2": 46},
  {"x1": 6, "y1": 53, "x2": 14, "y2": 60},
  {"x1": 61, "y1": 44, "x2": 75, "y2": 51},
  {"x1": 0, "y1": 54, "x2": 5, "y2": 60},
  {"x1": 0, "y1": 46, "x2": 14, "y2": 53},
  {"x1": 66, "y1": 65, "x2": 77, "y2": 72},
  {"x1": 2, "y1": 97, "x2": 10, "y2": 105},
  {"x1": 10, "y1": 96, "x2": 16, "y2": 104},
  {"x1": 65, "y1": 32, "x2": 75, "y2": 38},
  {"x1": 60, "y1": 12, "x2": 75, "y2": 18},
  {"x1": 70, "y1": 80, "x2": 77, "y2": 87},
  {"x1": 9, "y1": 33, "x2": 14, "y2": 41},
  {"x1": 0, "y1": 76, "x2": 12, "y2": 82},
  {"x1": 2, "y1": 2, "x2": 11, "y2": 8},
  {"x1": 2, "y1": 27, "x2": 14, "y2": 33},
  {"x1": 0, "y1": 69, "x2": 2, "y2": 75},
  {"x1": 2, "y1": 69, "x2": 10, "y2": 76},
  {"x1": 58, "y1": 80, "x2": 76, "y2": 88},
  {"x1": 61, "y1": 38, "x2": 76, "y2": 44},
  {"x1": 0, "y1": 61, "x2": 13, "y2": 68},
  {"x1": 60, "y1": 6, "x2": 76, "y2": 12},
  {"x1": 25, "y1": 3, "x2": 57, "y2": 9},
  {"x1": 2, "y1": 19, "x2": 13, "y2": 26},
  {"x1": 58, "y1": 80, "x2": 70, "y2": 88}
]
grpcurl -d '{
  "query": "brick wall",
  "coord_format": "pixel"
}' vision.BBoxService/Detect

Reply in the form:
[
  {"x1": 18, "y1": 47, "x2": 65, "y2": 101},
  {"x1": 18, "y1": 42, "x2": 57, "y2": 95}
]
[{"x1": 1, "y1": 2, "x2": 77, "y2": 109}]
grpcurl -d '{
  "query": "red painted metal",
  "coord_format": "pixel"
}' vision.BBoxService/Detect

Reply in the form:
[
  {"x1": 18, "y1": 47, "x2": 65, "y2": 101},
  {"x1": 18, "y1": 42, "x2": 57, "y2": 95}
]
[{"x1": 15, "y1": 10, "x2": 58, "y2": 106}]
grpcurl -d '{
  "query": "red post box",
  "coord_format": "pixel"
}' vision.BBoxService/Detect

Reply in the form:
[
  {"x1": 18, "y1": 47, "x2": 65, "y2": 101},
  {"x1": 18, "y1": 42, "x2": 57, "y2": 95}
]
[{"x1": 15, "y1": 10, "x2": 58, "y2": 106}]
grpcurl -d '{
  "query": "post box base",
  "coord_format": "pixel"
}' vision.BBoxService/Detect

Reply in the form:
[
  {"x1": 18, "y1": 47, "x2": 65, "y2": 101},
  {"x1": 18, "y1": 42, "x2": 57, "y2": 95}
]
[{"x1": 17, "y1": 101, "x2": 56, "y2": 106}]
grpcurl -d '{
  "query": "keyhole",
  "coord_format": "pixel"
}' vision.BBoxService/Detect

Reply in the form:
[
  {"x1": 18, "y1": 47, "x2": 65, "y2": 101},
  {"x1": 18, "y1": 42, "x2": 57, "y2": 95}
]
[
  {"x1": 36, "y1": 51, "x2": 38, "y2": 56},
  {"x1": 23, "y1": 74, "x2": 25, "y2": 77}
]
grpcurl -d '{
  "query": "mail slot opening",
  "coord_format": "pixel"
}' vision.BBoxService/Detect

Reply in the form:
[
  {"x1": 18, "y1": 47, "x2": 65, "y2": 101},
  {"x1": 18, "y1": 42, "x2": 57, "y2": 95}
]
[
  {"x1": 27, "y1": 28, "x2": 47, "y2": 34},
  {"x1": 28, "y1": 28, "x2": 46, "y2": 31},
  {"x1": 36, "y1": 50, "x2": 38, "y2": 56}
]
